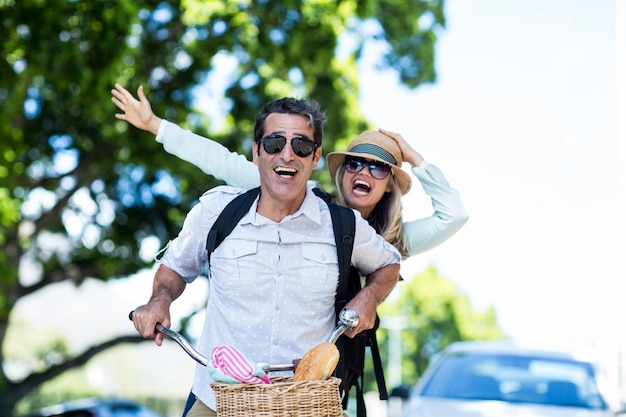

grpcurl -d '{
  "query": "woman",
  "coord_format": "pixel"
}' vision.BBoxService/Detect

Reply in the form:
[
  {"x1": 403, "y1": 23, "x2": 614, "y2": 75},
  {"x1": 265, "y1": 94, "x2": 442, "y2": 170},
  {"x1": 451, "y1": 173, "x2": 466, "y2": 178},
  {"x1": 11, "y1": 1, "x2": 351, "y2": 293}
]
[{"x1": 111, "y1": 84, "x2": 468, "y2": 259}]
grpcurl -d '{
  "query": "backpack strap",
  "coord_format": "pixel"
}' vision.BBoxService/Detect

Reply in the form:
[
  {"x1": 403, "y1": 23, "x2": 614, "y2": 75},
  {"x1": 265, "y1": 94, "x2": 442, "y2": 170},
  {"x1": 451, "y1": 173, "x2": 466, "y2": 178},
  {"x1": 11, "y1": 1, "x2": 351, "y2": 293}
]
[
  {"x1": 311, "y1": 187, "x2": 355, "y2": 309},
  {"x1": 368, "y1": 318, "x2": 389, "y2": 400},
  {"x1": 355, "y1": 377, "x2": 366, "y2": 417},
  {"x1": 330, "y1": 208, "x2": 355, "y2": 305},
  {"x1": 206, "y1": 187, "x2": 260, "y2": 261}
]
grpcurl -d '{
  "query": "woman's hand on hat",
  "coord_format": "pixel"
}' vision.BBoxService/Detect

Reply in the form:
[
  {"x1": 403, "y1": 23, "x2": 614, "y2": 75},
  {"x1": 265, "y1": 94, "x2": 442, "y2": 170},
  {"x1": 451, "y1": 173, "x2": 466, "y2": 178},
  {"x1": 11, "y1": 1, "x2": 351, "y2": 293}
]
[{"x1": 379, "y1": 128, "x2": 424, "y2": 168}]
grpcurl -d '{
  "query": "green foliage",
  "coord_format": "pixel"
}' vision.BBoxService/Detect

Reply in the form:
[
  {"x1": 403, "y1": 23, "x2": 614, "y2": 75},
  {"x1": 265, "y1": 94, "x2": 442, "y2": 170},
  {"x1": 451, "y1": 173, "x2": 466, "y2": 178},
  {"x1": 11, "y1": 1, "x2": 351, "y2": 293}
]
[
  {"x1": 373, "y1": 266, "x2": 505, "y2": 389},
  {"x1": 0, "y1": 0, "x2": 444, "y2": 414}
]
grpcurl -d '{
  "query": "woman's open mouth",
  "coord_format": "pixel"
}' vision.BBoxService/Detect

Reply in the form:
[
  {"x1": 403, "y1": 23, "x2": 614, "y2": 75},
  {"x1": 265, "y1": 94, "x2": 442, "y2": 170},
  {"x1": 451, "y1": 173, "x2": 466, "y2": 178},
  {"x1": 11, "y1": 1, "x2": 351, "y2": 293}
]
[{"x1": 352, "y1": 179, "x2": 371, "y2": 195}]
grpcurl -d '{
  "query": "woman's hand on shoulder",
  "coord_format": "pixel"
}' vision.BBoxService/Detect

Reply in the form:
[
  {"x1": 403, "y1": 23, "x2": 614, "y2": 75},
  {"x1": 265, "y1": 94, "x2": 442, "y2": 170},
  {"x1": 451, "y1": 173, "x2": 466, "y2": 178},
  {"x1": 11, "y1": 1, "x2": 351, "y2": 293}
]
[{"x1": 379, "y1": 128, "x2": 424, "y2": 168}]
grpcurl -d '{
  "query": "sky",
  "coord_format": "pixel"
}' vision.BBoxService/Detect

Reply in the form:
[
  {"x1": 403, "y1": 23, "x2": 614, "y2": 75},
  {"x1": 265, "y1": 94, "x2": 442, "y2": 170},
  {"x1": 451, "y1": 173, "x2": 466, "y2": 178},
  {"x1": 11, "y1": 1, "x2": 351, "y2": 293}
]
[
  {"x1": 358, "y1": 0, "x2": 624, "y2": 384},
  {"x1": 14, "y1": 0, "x2": 626, "y2": 404}
]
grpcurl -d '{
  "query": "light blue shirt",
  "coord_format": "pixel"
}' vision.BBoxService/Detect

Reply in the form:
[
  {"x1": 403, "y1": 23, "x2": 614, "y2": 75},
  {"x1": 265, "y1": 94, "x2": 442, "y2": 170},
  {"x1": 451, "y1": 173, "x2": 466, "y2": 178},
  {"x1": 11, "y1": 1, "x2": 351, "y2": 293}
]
[
  {"x1": 156, "y1": 120, "x2": 469, "y2": 257},
  {"x1": 159, "y1": 185, "x2": 400, "y2": 409}
]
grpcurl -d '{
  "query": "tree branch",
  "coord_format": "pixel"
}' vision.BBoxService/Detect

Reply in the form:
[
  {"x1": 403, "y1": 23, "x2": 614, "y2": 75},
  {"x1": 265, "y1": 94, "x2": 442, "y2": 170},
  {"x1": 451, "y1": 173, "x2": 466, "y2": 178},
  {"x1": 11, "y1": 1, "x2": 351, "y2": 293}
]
[
  {"x1": 32, "y1": 142, "x2": 116, "y2": 234},
  {"x1": 9, "y1": 334, "x2": 147, "y2": 402}
]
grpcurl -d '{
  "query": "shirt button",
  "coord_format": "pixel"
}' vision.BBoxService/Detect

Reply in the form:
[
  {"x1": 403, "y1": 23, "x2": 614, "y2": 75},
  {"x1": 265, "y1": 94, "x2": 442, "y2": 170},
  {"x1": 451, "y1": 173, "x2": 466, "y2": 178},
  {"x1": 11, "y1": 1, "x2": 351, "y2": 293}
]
[{"x1": 273, "y1": 339, "x2": 279, "y2": 345}]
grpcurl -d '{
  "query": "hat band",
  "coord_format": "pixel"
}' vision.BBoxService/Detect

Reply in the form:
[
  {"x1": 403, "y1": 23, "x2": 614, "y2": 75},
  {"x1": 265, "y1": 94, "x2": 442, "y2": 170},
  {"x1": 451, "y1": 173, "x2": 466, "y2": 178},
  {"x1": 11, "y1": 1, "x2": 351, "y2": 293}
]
[{"x1": 349, "y1": 143, "x2": 397, "y2": 166}]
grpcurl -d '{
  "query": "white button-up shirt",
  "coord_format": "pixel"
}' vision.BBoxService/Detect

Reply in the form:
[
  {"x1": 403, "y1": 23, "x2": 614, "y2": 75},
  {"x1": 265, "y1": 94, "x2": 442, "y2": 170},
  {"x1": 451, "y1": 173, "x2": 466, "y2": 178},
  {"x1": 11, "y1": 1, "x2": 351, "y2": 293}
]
[{"x1": 160, "y1": 185, "x2": 401, "y2": 410}]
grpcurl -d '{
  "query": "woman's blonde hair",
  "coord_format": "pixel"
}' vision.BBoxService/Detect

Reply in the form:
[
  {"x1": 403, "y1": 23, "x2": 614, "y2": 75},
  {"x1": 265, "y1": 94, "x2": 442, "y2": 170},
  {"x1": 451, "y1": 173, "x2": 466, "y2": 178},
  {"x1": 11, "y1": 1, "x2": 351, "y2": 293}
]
[{"x1": 332, "y1": 165, "x2": 408, "y2": 259}]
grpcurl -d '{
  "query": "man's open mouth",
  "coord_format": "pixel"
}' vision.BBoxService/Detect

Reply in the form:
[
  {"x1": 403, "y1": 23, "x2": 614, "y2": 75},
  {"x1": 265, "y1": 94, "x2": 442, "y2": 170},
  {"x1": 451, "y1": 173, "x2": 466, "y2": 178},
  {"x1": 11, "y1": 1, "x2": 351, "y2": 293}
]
[{"x1": 274, "y1": 166, "x2": 297, "y2": 178}]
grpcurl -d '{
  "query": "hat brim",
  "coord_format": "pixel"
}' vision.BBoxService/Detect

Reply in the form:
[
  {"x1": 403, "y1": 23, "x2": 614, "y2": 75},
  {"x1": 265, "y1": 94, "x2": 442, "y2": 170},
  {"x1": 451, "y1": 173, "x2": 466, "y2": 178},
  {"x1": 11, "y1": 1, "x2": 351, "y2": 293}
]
[{"x1": 326, "y1": 151, "x2": 412, "y2": 195}]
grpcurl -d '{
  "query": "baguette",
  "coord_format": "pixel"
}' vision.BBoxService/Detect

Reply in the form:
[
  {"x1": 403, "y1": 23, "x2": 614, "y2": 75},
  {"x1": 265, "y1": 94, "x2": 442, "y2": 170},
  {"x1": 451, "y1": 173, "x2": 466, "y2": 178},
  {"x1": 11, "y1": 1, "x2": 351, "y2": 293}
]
[{"x1": 293, "y1": 342, "x2": 340, "y2": 381}]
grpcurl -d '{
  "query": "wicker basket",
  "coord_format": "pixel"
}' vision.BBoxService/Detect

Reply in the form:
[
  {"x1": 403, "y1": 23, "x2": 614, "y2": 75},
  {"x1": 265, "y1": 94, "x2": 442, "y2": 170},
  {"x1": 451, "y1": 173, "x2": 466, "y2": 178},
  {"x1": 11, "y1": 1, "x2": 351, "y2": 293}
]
[{"x1": 211, "y1": 376, "x2": 344, "y2": 417}]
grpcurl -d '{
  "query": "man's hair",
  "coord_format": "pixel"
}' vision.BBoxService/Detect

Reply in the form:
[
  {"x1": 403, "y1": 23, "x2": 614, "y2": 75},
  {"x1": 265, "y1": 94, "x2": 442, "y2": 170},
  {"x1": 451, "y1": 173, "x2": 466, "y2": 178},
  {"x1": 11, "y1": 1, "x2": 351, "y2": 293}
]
[{"x1": 253, "y1": 97, "x2": 327, "y2": 147}]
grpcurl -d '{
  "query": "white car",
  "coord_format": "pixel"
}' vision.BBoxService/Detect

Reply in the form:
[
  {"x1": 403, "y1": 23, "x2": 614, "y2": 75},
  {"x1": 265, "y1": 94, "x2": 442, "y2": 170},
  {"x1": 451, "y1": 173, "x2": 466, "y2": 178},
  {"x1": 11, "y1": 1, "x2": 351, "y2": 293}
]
[{"x1": 399, "y1": 341, "x2": 614, "y2": 417}]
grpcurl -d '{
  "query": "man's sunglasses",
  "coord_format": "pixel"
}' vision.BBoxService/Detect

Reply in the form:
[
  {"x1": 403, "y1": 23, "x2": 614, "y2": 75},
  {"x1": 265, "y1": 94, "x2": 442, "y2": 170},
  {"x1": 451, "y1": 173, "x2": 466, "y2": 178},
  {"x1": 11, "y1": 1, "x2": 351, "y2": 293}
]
[
  {"x1": 261, "y1": 134, "x2": 318, "y2": 158},
  {"x1": 344, "y1": 156, "x2": 392, "y2": 180}
]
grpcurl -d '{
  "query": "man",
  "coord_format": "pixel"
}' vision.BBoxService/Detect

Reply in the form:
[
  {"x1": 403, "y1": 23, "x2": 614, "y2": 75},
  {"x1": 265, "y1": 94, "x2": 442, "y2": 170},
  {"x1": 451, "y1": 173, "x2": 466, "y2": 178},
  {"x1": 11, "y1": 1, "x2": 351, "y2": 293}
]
[{"x1": 130, "y1": 97, "x2": 401, "y2": 416}]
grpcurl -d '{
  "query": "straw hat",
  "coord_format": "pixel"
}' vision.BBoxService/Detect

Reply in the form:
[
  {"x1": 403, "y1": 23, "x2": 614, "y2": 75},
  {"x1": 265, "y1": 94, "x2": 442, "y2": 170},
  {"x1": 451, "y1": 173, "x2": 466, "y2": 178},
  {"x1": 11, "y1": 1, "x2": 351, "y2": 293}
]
[{"x1": 326, "y1": 130, "x2": 412, "y2": 195}]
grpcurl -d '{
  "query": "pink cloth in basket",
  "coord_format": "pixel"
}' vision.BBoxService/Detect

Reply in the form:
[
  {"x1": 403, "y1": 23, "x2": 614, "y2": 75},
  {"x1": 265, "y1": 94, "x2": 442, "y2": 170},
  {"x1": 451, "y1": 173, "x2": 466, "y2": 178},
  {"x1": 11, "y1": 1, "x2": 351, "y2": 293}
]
[{"x1": 210, "y1": 345, "x2": 271, "y2": 384}]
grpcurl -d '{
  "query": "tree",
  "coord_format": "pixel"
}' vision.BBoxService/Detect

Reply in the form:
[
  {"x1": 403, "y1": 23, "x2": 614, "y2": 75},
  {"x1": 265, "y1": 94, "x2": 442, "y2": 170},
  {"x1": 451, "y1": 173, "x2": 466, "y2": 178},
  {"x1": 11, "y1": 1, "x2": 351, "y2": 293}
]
[
  {"x1": 374, "y1": 266, "x2": 505, "y2": 390},
  {"x1": 0, "y1": 0, "x2": 445, "y2": 414},
  {"x1": 5, "y1": 313, "x2": 103, "y2": 414}
]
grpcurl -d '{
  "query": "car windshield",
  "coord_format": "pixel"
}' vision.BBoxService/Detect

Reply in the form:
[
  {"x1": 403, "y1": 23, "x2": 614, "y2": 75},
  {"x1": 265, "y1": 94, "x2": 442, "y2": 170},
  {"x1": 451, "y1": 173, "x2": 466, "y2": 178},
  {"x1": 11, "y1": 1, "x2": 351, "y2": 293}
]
[{"x1": 420, "y1": 352, "x2": 607, "y2": 410}]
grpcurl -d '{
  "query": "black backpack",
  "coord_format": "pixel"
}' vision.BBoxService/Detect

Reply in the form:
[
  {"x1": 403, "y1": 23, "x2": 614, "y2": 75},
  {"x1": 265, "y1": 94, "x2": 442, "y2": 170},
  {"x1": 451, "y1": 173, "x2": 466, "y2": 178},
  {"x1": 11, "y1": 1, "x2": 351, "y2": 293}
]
[{"x1": 205, "y1": 187, "x2": 387, "y2": 417}]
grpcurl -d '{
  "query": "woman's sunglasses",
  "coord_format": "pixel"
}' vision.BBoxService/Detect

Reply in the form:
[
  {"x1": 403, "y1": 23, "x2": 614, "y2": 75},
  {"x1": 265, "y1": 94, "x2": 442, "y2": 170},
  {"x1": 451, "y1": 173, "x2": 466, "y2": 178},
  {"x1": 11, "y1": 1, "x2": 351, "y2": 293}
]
[
  {"x1": 344, "y1": 156, "x2": 392, "y2": 180},
  {"x1": 261, "y1": 134, "x2": 317, "y2": 158}
]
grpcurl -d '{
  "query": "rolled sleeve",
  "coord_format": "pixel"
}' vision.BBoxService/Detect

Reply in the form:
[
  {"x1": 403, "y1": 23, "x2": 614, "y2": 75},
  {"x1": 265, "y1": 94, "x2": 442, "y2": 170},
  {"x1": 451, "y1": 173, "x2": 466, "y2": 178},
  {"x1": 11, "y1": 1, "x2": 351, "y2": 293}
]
[{"x1": 403, "y1": 161, "x2": 469, "y2": 256}]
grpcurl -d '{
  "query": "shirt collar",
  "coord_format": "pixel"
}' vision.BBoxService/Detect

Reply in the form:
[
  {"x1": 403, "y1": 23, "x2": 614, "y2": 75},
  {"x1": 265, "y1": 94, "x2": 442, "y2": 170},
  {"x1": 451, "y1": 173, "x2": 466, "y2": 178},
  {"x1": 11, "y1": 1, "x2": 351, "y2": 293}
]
[
  {"x1": 297, "y1": 187, "x2": 324, "y2": 225},
  {"x1": 245, "y1": 187, "x2": 323, "y2": 226}
]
